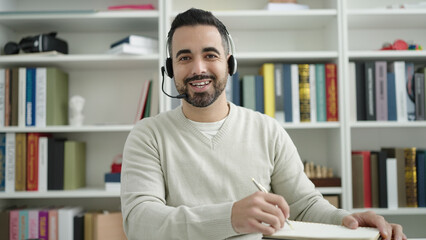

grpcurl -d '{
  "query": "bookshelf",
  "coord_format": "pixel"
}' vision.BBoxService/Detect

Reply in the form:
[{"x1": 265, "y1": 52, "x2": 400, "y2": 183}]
[
  {"x1": 0, "y1": 0, "x2": 162, "y2": 212},
  {"x1": 1, "y1": 0, "x2": 426, "y2": 237},
  {"x1": 343, "y1": 0, "x2": 426, "y2": 237}
]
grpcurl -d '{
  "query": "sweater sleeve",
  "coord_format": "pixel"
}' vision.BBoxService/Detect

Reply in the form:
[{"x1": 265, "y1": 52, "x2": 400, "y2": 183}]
[
  {"x1": 270, "y1": 126, "x2": 350, "y2": 225},
  {"x1": 120, "y1": 120, "x2": 238, "y2": 240}
]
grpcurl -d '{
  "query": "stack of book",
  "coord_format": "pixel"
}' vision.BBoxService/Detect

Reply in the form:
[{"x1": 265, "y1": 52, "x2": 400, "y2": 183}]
[{"x1": 107, "y1": 35, "x2": 158, "y2": 55}]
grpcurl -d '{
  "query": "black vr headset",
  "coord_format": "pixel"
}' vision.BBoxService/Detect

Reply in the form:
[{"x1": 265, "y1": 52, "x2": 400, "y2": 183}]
[{"x1": 3, "y1": 32, "x2": 68, "y2": 55}]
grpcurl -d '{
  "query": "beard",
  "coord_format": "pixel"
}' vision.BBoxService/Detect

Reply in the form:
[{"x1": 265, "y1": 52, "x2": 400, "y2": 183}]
[{"x1": 177, "y1": 72, "x2": 228, "y2": 108}]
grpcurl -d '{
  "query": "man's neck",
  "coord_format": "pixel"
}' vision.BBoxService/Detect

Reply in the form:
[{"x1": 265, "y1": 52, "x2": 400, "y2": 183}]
[{"x1": 182, "y1": 94, "x2": 229, "y2": 122}]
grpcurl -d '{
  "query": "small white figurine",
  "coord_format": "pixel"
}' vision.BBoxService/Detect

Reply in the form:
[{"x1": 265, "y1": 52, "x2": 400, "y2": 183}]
[{"x1": 69, "y1": 95, "x2": 85, "y2": 126}]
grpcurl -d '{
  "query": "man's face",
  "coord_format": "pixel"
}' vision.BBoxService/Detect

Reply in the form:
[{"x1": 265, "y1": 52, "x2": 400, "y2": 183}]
[{"x1": 171, "y1": 25, "x2": 229, "y2": 108}]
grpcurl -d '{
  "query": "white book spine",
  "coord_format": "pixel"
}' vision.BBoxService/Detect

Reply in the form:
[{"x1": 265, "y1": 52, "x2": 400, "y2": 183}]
[
  {"x1": 18, "y1": 68, "x2": 27, "y2": 127},
  {"x1": 35, "y1": 68, "x2": 47, "y2": 127},
  {"x1": 309, "y1": 64, "x2": 317, "y2": 123},
  {"x1": 28, "y1": 209, "x2": 39, "y2": 238},
  {"x1": 5, "y1": 132, "x2": 15, "y2": 193},
  {"x1": 291, "y1": 64, "x2": 300, "y2": 123},
  {"x1": 38, "y1": 137, "x2": 48, "y2": 192},
  {"x1": 0, "y1": 69, "x2": 5, "y2": 127},
  {"x1": 394, "y1": 61, "x2": 407, "y2": 122},
  {"x1": 386, "y1": 158, "x2": 398, "y2": 209},
  {"x1": 128, "y1": 35, "x2": 159, "y2": 48}
]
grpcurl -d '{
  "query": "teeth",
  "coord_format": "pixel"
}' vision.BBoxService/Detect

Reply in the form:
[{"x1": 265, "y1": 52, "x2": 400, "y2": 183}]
[{"x1": 191, "y1": 81, "x2": 210, "y2": 86}]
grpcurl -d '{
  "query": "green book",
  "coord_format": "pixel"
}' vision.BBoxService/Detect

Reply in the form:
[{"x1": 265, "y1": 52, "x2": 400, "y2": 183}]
[
  {"x1": 143, "y1": 80, "x2": 153, "y2": 118},
  {"x1": 63, "y1": 141, "x2": 86, "y2": 190},
  {"x1": 46, "y1": 68, "x2": 69, "y2": 125},
  {"x1": 242, "y1": 75, "x2": 256, "y2": 111},
  {"x1": 315, "y1": 64, "x2": 326, "y2": 122}
]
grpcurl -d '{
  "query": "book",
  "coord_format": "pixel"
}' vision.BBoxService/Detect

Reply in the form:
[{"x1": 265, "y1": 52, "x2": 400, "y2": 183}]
[
  {"x1": 414, "y1": 73, "x2": 425, "y2": 120},
  {"x1": 107, "y1": 4, "x2": 155, "y2": 10},
  {"x1": 73, "y1": 213, "x2": 85, "y2": 240},
  {"x1": 38, "y1": 136, "x2": 48, "y2": 192},
  {"x1": 298, "y1": 64, "x2": 310, "y2": 122},
  {"x1": 5, "y1": 69, "x2": 10, "y2": 126},
  {"x1": 242, "y1": 75, "x2": 256, "y2": 111},
  {"x1": 10, "y1": 68, "x2": 19, "y2": 126},
  {"x1": 364, "y1": 62, "x2": 376, "y2": 121},
  {"x1": 26, "y1": 68, "x2": 36, "y2": 127},
  {"x1": 19, "y1": 209, "x2": 29, "y2": 240},
  {"x1": 352, "y1": 151, "x2": 372, "y2": 208},
  {"x1": 9, "y1": 209, "x2": 20, "y2": 240},
  {"x1": 283, "y1": 64, "x2": 293, "y2": 122},
  {"x1": 106, "y1": 43, "x2": 156, "y2": 55},
  {"x1": 325, "y1": 63, "x2": 338, "y2": 121},
  {"x1": 263, "y1": 220, "x2": 380, "y2": 240},
  {"x1": 46, "y1": 68, "x2": 69, "y2": 125},
  {"x1": 28, "y1": 209, "x2": 39, "y2": 238},
  {"x1": 27, "y1": 133, "x2": 41, "y2": 191},
  {"x1": 47, "y1": 138, "x2": 66, "y2": 190},
  {"x1": 18, "y1": 68, "x2": 26, "y2": 127},
  {"x1": 110, "y1": 35, "x2": 158, "y2": 49},
  {"x1": 134, "y1": 80, "x2": 151, "y2": 123},
  {"x1": 14, "y1": 133, "x2": 26, "y2": 191},
  {"x1": 104, "y1": 172, "x2": 121, "y2": 182},
  {"x1": 63, "y1": 141, "x2": 86, "y2": 190},
  {"x1": 142, "y1": 80, "x2": 153, "y2": 118},
  {"x1": 0, "y1": 133, "x2": 5, "y2": 191},
  {"x1": 58, "y1": 206, "x2": 83, "y2": 240},
  {"x1": 274, "y1": 64, "x2": 285, "y2": 122},
  {"x1": 370, "y1": 151, "x2": 380, "y2": 208},
  {"x1": 255, "y1": 75, "x2": 265, "y2": 113},
  {"x1": 377, "y1": 150, "x2": 388, "y2": 208},
  {"x1": 309, "y1": 64, "x2": 316, "y2": 123},
  {"x1": 405, "y1": 62, "x2": 416, "y2": 121},
  {"x1": 0, "y1": 209, "x2": 10, "y2": 240},
  {"x1": 38, "y1": 209, "x2": 49, "y2": 240},
  {"x1": 0, "y1": 69, "x2": 5, "y2": 127},
  {"x1": 387, "y1": 71, "x2": 397, "y2": 121},
  {"x1": 354, "y1": 62, "x2": 366, "y2": 121},
  {"x1": 382, "y1": 148, "x2": 406, "y2": 207},
  {"x1": 375, "y1": 61, "x2": 387, "y2": 121},
  {"x1": 315, "y1": 64, "x2": 326, "y2": 122},
  {"x1": 417, "y1": 150, "x2": 426, "y2": 207},
  {"x1": 93, "y1": 212, "x2": 127, "y2": 240},
  {"x1": 48, "y1": 208, "x2": 59, "y2": 240},
  {"x1": 265, "y1": 3, "x2": 309, "y2": 11},
  {"x1": 291, "y1": 64, "x2": 300, "y2": 123},
  {"x1": 260, "y1": 63, "x2": 275, "y2": 118},
  {"x1": 231, "y1": 72, "x2": 241, "y2": 106},
  {"x1": 404, "y1": 147, "x2": 418, "y2": 207},
  {"x1": 389, "y1": 61, "x2": 407, "y2": 121},
  {"x1": 36, "y1": 68, "x2": 47, "y2": 127},
  {"x1": 5, "y1": 132, "x2": 15, "y2": 193},
  {"x1": 386, "y1": 157, "x2": 398, "y2": 209}
]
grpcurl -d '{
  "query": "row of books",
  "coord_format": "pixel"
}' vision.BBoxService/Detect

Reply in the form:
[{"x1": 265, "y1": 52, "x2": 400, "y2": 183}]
[
  {"x1": 0, "y1": 67, "x2": 69, "y2": 128},
  {"x1": 134, "y1": 79, "x2": 159, "y2": 122},
  {"x1": 0, "y1": 206, "x2": 126, "y2": 240},
  {"x1": 0, "y1": 133, "x2": 86, "y2": 192},
  {"x1": 226, "y1": 63, "x2": 339, "y2": 123},
  {"x1": 350, "y1": 61, "x2": 426, "y2": 122},
  {"x1": 351, "y1": 148, "x2": 426, "y2": 209},
  {"x1": 107, "y1": 34, "x2": 158, "y2": 55}
]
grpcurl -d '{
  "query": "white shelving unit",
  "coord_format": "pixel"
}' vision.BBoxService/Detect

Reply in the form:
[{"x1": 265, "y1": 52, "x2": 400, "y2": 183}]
[
  {"x1": 343, "y1": 0, "x2": 426, "y2": 237},
  {"x1": 1, "y1": 0, "x2": 425, "y2": 237}
]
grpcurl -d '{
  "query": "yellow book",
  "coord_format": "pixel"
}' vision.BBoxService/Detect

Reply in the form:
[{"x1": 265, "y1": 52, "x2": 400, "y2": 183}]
[
  {"x1": 298, "y1": 64, "x2": 310, "y2": 122},
  {"x1": 260, "y1": 63, "x2": 275, "y2": 117}
]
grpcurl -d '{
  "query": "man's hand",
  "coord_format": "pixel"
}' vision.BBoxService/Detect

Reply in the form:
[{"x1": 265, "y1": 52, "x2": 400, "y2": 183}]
[
  {"x1": 342, "y1": 211, "x2": 407, "y2": 240},
  {"x1": 231, "y1": 191, "x2": 290, "y2": 235}
]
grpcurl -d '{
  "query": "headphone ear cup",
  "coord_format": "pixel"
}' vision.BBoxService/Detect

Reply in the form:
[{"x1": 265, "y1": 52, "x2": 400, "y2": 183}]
[
  {"x1": 165, "y1": 58, "x2": 174, "y2": 78},
  {"x1": 227, "y1": 55, "x2": 237, "y2": 76},
  {"x1": 3, "y1": 42, "x2": 20, "y2": 55}
]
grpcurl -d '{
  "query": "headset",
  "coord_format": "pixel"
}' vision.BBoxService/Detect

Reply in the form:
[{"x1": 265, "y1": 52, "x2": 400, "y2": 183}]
[
  {"x1": 3, "y1": 32, "x2": 68, "y2": 55},
  {"x1": 161, "y1": 30, "x2": 237, "y2": 99}
]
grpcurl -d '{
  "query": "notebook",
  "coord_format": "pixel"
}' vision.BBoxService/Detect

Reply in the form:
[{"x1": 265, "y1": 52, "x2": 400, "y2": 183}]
[{"x1": 263, "y1": 220, "x2": 381, "y2": 240}]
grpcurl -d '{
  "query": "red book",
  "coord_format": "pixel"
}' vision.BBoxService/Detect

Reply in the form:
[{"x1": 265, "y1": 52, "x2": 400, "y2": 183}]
[
  {"x1": 352, "y1": 151, "x2": 372, "y2": 208},
  {"x1": 325, "y1": 63, "x2": 338, "y2": 121}
]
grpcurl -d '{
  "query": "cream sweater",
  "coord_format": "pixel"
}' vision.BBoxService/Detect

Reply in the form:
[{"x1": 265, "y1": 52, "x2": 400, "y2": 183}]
[{"x1": 121, "y1": 103, "x2": 349, "y2": 240}]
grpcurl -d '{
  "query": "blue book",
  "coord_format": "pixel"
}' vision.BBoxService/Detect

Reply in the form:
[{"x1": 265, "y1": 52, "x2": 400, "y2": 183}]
[
  {"x1": 255, "y1": 75, "x2": 264, "y2": 113},
  {"x1": 387, "y1": 72, "x2": 397, "y2": 121},
  {"x1": 19, "y1": 209, "x2": 29, "y2": 240},
  {"x1": 417, "y1": 151, "x2": 426, "y2": 207},
  {"x1": 316, "y1": 64, "x2": 327, "y2": 122},
  {"x1": 231, "y1": 72, "x2": 241, "y2": 106},
  {"x1": 26, "y1": 68, "x2": 36, "y2": 126},
  {"x1": 0, "y1": 133, "x2": 5, "y2": 191},
  {"x1": 104, "y1": 172, "x2": 121, "y2": 182},
  {"x1": 283, "y1": 64, "x2": 292, "y2": 122}
]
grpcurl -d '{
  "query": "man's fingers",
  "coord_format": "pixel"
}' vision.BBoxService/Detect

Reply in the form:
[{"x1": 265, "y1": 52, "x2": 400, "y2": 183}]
[{"x1": 264, "y1": 192, "x2": 290, "y2": 219}]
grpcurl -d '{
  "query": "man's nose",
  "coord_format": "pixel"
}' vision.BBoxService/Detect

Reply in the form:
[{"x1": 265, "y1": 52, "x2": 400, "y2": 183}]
[{"x1": 191, "y1": 57, "x2": 207, "y2": 76}]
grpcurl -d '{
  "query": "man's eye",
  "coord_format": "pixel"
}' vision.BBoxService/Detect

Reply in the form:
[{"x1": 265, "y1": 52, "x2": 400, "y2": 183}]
[
  {"x1": 179, "y1": 56, "x2": 190, "y2": 61},
  {"x1": 206, "y1": 54, "x2": 217, "y2": 59}
]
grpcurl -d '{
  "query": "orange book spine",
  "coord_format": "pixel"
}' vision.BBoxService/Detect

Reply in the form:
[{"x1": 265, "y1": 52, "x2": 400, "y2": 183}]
[
  {"x1": 325, "y1": 63, "x2": 338, "y2": 121},
  {"x1": 26, "y1": 133, "x2": 39, "y2": 191}
]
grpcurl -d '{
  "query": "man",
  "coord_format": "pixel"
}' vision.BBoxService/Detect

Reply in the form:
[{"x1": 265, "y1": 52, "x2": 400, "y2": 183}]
[{"x1": 121, "y1": 8, "x2": 406, "y2": 240}]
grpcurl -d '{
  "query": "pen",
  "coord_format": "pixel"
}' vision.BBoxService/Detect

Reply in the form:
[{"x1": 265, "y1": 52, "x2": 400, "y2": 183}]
[{"x1": 251, "y1": 178, "x2": 294, "y2": 230}]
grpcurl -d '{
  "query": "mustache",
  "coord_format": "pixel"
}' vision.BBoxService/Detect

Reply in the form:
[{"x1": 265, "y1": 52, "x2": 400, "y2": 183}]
[{"x1": 185, "y1": 74, "x2": 216, "y2": 84}]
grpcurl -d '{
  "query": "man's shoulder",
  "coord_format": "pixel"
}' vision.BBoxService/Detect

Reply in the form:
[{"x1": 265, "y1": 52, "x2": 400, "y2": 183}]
[{"x1": 133, "y1": 107, "x2": 181, "y2": 131}]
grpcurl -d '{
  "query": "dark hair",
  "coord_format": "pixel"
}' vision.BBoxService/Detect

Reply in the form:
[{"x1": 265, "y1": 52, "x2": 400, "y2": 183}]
[{"x1": 167, "y1": 8, "x2": 230, "y2": 56}]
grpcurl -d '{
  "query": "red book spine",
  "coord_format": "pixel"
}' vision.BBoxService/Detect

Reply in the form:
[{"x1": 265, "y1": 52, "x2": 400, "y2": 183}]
[
  {"x1": 325, "y1": 63, "x2": 338, "y2": 121},
  {"x1": 352, "y1": 151, "x2": 372, "y2": 208},
  {"x1": 27, "y1": 133, "x2": 40, "y2": 191}
]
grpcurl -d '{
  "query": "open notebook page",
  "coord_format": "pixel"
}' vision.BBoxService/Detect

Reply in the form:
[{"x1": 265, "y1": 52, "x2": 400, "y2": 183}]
[{"x1": 263, "y1": 220, "x2": 381, "y2": 240}]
